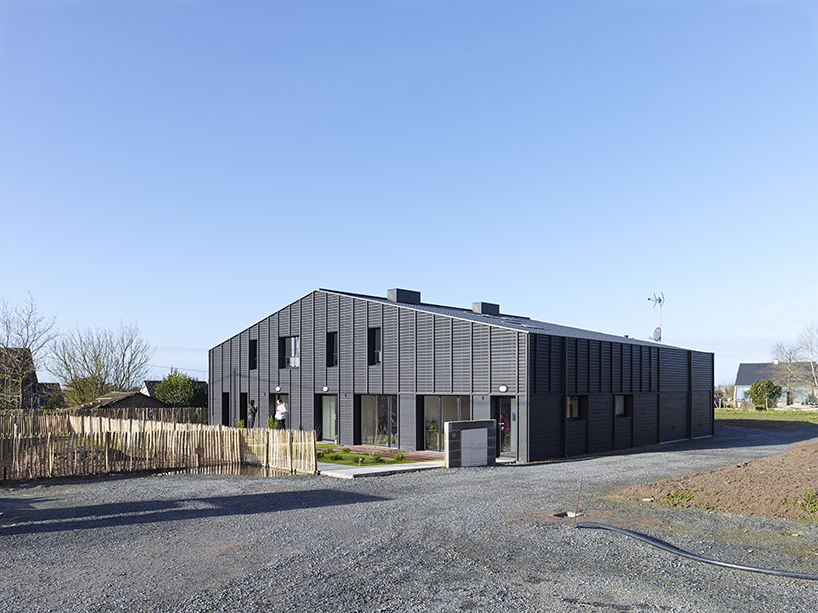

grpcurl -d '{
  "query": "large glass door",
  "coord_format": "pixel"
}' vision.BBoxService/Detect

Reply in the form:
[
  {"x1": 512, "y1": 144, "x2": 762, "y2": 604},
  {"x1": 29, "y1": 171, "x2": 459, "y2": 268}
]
[
  {"x1": 423, "y1": 396, "x2": 471, "y2": 451},
  {"x1": 360, "y1": 395, "x2": 398, "y2": 447}
]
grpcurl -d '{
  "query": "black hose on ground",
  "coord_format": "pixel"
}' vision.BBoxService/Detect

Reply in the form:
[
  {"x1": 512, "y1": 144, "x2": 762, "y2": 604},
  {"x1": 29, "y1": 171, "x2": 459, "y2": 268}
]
[{"x1": 575, "y1": 521, "x2": 818, "y2": 581}]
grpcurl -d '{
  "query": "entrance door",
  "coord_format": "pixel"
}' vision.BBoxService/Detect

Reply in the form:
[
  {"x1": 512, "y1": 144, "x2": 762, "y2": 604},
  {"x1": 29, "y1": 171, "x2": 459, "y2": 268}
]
[
  {"x1": 321, "y1": 395, "x2": 338, "y2": 442},
  {"x1": 491, "y1": 397, "x2": 516, "y2": 456}
]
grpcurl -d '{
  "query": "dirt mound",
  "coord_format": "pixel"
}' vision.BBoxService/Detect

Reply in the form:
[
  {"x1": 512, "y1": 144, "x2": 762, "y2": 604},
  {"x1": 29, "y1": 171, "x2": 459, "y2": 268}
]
[{"x1": 613, "y1": 438, "x2": 818, "y2": 521}]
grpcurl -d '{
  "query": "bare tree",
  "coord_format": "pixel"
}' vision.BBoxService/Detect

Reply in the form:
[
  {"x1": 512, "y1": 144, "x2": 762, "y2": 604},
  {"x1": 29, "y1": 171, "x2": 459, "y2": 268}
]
[
  {"x1": 796, "y1": 323, "x2": 818, "y2": 403},
  {"x1": 49, "y1": 322, "x2": 154, "y2": 406},
  {"x1": 0, "y1": 294, "x2": 58, "y2": 410},
  {"x1": 770, "y1": 341, "x2": 805, "y2": 405}
]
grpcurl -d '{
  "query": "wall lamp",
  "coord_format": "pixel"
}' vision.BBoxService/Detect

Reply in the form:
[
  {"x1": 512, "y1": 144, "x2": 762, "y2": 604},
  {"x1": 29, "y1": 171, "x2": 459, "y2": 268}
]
[
  {"x1": 498, "y1": 385, "x2": 508, "y2": 393},
  {"x1": 322, "y1": 386, "x2": 329, "y2": 392},
  {"x1": 275, "y1": 386, "x2": 281, "y2": 392}
]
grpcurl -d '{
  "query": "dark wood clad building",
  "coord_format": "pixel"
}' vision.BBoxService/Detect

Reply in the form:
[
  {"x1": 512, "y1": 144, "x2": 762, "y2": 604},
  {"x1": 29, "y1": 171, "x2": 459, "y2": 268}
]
[{"x1": 209, "y1": 288, "x2": 714, "y2": 463}]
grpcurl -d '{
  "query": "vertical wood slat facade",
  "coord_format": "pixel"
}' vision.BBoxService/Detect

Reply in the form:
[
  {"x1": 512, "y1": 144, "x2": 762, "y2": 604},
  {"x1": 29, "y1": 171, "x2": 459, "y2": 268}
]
[{"x1": 209, "y1": 289, "x2": 714, "y2": 462}]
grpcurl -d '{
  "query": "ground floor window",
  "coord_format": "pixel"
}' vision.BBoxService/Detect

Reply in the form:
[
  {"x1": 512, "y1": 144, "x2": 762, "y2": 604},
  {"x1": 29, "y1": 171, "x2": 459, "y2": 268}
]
[
  {"x1": 615, "y1": 395, "x2": 633, "y2": 417},
  {"x1": 424, "y1": 395, "x2": 471, "y2": 451},
  {"x1": 361, "y1": 395, "x2": 398, "y2": 447}
]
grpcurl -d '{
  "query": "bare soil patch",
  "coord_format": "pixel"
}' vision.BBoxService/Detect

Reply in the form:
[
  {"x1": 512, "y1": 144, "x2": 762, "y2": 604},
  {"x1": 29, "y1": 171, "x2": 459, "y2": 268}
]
[{"x1": 613, "y1": 435, "x2": 818, "y2": 521}]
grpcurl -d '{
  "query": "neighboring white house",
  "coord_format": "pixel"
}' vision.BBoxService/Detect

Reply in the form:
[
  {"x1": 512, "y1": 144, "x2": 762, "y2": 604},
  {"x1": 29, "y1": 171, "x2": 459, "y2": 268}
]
[{"x1": 734, "y1": 361, "x2": 813, "y2": 404}]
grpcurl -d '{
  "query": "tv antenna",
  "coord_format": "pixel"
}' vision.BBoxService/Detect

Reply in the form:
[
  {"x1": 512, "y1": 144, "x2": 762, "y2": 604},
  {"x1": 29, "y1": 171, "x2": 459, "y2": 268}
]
[{"x1": 648, "y1": 292, "x2": 664, "y2": 341}]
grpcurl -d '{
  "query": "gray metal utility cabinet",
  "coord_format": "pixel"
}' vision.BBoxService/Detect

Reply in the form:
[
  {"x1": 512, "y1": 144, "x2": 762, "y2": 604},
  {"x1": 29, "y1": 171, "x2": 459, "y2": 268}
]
[{"x1": 444, "y1": 420, "x2": 497, "y2": 468}]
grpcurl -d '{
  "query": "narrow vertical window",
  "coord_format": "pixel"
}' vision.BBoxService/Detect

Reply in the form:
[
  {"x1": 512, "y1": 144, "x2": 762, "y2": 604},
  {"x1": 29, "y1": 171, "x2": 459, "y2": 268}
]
[
  {"x1": 326, "y1": 331, "x2": 338, "y2": 367},
  {"x1": 249, "y1": 339, "x2": 258, "y2": 370},
  {"x1": 368, "y1": 327, "x2": 382, "y2": 366}
]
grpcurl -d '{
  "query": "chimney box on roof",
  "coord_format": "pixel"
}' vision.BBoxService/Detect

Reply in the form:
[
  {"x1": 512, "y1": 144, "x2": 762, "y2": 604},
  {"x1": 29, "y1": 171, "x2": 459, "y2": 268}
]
[
  {"x1": 388, "y1": 288, "x2": 421, "y2": 305},
  {"x1": 473, "y1": 302, "x2": 500, "y2": 316}
]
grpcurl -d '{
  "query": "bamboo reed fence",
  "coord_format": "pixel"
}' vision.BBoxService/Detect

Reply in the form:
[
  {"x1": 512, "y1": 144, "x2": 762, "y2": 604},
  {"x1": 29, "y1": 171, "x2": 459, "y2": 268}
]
[{"x1": 0, "y1": 417, "x2": 316, "y2": 481}]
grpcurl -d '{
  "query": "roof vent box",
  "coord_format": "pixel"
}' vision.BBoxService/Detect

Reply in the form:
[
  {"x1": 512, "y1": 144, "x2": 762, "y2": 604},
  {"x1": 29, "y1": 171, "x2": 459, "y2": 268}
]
[
  {"x1": 388, "y1": 288, "x2": 421, "y2": 305},
  {"x1": 473, "y1": 302, "x2": 500, "y2": 316}
]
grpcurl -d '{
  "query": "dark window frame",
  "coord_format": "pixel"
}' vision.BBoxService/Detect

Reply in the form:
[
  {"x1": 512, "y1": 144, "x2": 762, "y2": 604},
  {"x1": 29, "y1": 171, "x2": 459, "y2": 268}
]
[
  {"x1": 249, "y1": 339, "x2": 258, "y2": 371},
  {"x1": 326, "y1": 331, "x2": 338, "y2": 368},
  {"x1": 278, "y1": 336, "x2": 301, "y2": 369},
  {"x1": 368, "y1": 327, "x2": 382, "y2": 366}
]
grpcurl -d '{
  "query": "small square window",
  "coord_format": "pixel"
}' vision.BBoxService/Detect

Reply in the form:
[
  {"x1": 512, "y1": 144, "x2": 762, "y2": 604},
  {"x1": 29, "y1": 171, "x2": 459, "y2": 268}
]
[
  {"x1": 278, "y1": 336, "x2": 300, "y2": 369},
  {"x1": 567, "y1": 396, "x2": 587, "y2": 420}
]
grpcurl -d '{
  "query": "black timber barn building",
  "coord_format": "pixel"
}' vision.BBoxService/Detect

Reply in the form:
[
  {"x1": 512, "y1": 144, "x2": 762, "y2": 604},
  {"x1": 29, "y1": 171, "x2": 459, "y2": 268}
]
[{"x1": 208, "y1": 288, "x2": 714, "y2": 463}]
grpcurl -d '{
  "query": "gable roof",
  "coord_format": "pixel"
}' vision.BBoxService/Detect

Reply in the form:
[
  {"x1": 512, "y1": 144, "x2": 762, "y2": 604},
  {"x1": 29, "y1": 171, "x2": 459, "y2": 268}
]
[
  {"x1": 73, "y1": 391, "x2": 166, "y2": 411},
  {"x1": 320, "y1": 288, "x2": 682, "y2": 350},
  {"x1": 735, "y1": 361, "x2": 815, "y2": 386}
]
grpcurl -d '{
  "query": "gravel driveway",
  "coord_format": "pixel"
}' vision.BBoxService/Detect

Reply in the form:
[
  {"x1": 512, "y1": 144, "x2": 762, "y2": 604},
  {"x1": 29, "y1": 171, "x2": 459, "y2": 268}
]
[{"x1": 3, "y1": 424, "x2": 818, "y2": 613}]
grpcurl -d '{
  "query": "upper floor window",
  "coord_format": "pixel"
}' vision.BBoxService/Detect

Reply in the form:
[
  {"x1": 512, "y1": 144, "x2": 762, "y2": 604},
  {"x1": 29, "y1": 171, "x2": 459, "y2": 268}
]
[
  {"x1": 278, "y1": 336, "x2": 300, "y2": 369},
  {"x1": 368, "y1": 327, "x2": 382, "y2": 366},
  {"x1": 249, "y1": 339, "x2": 258, "y2": 370},
  {"x1": 326, "y1": 331, "x2": 338, "y2": 367}
]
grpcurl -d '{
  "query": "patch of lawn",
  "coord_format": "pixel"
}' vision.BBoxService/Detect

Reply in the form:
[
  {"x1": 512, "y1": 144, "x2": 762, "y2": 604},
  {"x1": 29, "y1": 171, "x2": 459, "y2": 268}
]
[
  {"x1": 315, "y1": 447, "x2": 413, "y2": 466},
  {"x1": 715, "y1": 408, "x2": 818, "y2": 426}
]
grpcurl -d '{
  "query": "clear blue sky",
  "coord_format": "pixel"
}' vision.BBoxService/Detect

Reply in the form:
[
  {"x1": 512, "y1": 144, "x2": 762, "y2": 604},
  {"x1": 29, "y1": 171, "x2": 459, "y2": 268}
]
[{"x1": 2, "y1": 0, "x2": 816, "y2": 386}]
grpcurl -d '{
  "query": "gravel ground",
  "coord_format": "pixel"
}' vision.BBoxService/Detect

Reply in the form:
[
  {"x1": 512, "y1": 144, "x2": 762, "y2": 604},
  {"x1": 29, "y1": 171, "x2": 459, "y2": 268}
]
[{"x1": 2, "y1": 425, "x2": 818, "y2": 613}]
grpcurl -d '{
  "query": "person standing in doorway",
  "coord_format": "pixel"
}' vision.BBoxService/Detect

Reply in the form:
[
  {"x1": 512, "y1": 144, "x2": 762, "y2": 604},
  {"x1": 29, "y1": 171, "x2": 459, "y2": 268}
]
[
  {"x1": 247, "y1": 399, "x2": 258, "y2": 429},
  {"x1": 275, "y1": 398, "x2": 288, "y2": 430}
]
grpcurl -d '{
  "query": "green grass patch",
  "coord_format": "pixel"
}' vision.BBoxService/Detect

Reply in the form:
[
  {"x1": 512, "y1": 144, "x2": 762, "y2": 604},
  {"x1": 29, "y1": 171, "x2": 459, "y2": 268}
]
[
  {"x1": 315, "y1": 447, "x2": 417, "y2": 466},
  {"x1": 662, "y1": 490, "x2": 695, "y2": 505},
  {"x1": 715, "y1": 409, "x2": 818, "y2": 426}
]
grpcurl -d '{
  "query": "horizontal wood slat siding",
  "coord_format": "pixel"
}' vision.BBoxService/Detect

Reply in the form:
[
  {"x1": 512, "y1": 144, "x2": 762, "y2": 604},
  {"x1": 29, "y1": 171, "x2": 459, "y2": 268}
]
[
  {"x1": 453, "y1": 320, "x2": 472, "y2": 393},
  {"x1": 340, "y1": 296, "x2": 354, "y2": 391},
  {"x1": 528, "y1": 395, "x2": 562, "y2": 460},
  {"x1": 517, "y1": 333, "x2": 527, "y2": 395},
  {"x1": 566, "y1": 420, "x2": 587, "y2": 456},
  {"x1": 659, "y1": 392, "x2": 688, "y2": 442},
  {"x1": 692, "y1": 391, "x2": 713, "y2": 437},
  {"x1": 577, "y1": 339, "x2": 589, "y2": 394},
  {"x1": 535, "y1": 336, "x2": 551, "y2": 394},
  {"x1": 623, "y1": 345, "x2": 632, "y2": 393},
  {"x1": 354, "y1": 301, "x2": 368, "y2": 391},
  {"x1": 239, "y1": 330, "x2": 249, "y2": 393},
  {"x1": 301, "y1": 295, "x2": 314, "y2": 416},
  {"x1": 601, "y1": 342, "x2": 612, "y2": 393},
  {"x1": 566, "y1": 338, "x2": 577, "y2": 394},
  {"x1": 398, "y1": 394, "x2": 416, "y2": 450},
  {"x1": 661, "y1": 349, "x2": 688, "y2": 392},
  {"x1": 314, "y1": 293, "x2": 326, "y2": 389},
  {"x1": 435, "y1": 316, "x2": 452, "y2": 394},
  {"x1": 615, "y1": 416, "x2": 633, "y2": 449},
  {"x1": 588, "y1": 395, "x2": 612, "y2": 454},
  {"x1": 268, "y1": 315, "x2": 279, "y2": 390},
  {"x1": 473, "y1": 325, "x2": 489, "y2": 394},
  {"x1": 633, "y1": 395, "x2": 658, "y2": 447},
  {"x1": 491, "y1": 328, "x2": 516, "y2": 393},
  {"x1": 384, "y1": 306, "x2": 399, "y2": 395},
  {"x1": 417, "y1": 312, "x2": 434, "y2": 393},
  {"x1": 399, "y1": 309, "x2": 416, "y2": 391},
  {"x1": 691, "y1": 352, "x2": 713, "y2": 390},
  {"x1": 550, "y1": 336, "x2": 563, "y2": 394},
  {"x1": 590, "y1": 341, "x2": 600, "y2": 394}
]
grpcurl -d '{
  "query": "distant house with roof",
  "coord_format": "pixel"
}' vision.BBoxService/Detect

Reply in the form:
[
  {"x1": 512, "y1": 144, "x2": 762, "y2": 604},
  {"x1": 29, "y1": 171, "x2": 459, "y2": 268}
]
[
  {"x1": 734, "y1": 361, "x2": 815, "y2": 405},
  {"x1": 0, "y1": 347, "x2": 62, "y2": 410},
  {"x1": 209, "y1": 288, "x2": 714, "y2": 463},
  {"x1": 72, "y1": 391, "x2": 166, "y2": 411}
]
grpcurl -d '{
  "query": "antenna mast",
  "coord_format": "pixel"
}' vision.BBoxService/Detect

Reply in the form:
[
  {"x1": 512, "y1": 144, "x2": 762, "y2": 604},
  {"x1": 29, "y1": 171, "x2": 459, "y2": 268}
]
[{"x1": 648, "y1": 292, "x2": 664, "y2": 341}]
